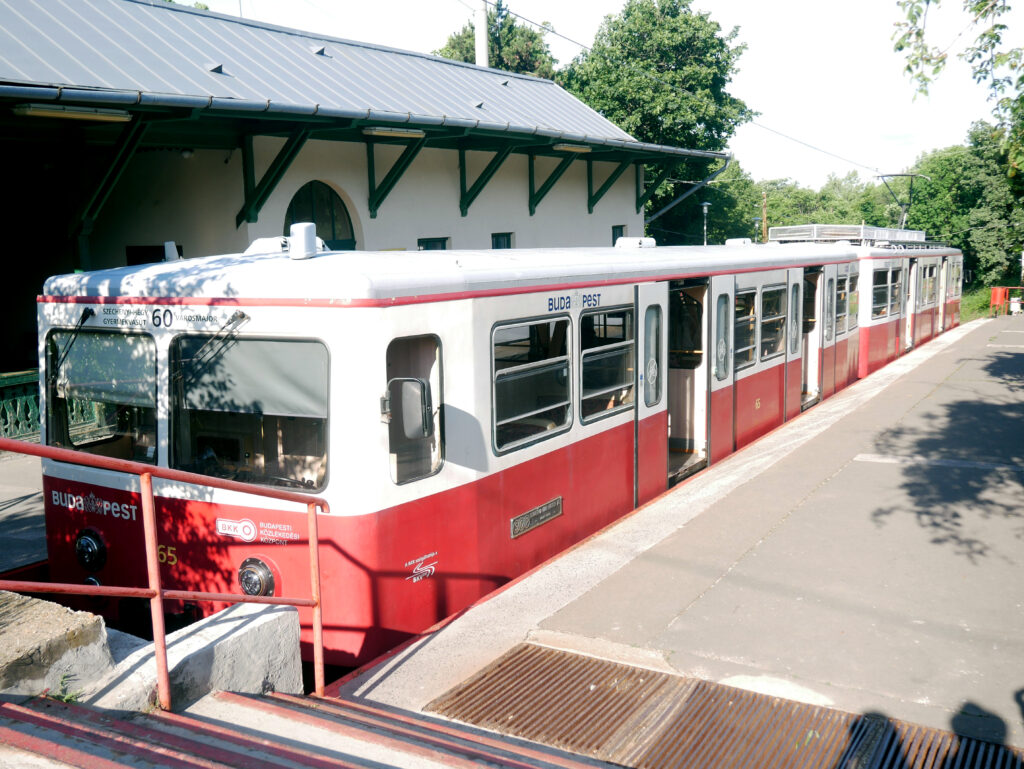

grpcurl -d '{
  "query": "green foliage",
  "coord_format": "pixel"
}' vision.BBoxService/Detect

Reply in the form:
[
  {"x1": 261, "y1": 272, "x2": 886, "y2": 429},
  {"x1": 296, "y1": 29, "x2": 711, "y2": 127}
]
[
  {"x1": 907, "y1": 122, "x2": 1024, "y2": 285},
  {"x1": 48, "y1": 673, "x2": 81, "y2": 703},
  {"x1": 894, "y1": 0, "x2": 1023, "y2": 177},
  {"x1": 959, "y1": 284, "x2": 995, "y2": 321},
  {"x1": 557, "y1": 0, "x2": 751, "y2": 153},
  {"x1": 434, "y1": 0, "x2": 556, "y2": 79}
]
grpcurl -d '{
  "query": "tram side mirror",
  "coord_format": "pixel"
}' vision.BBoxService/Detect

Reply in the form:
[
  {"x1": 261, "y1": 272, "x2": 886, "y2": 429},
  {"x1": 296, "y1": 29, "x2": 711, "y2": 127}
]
[{"x1": 382, "y1": 377, "x2": 434, "y2": 440}]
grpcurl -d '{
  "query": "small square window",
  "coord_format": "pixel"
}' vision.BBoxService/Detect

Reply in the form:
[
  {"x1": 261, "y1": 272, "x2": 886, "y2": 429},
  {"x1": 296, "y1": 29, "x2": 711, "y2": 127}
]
[
  {"x1": 611, "y1": 225, "x2": 626, "y2": 245},
  {"x1": 418, "y1": 237, "x2": 449, "y2": 251},
  {"x1": 491, "y1": 232, "x2": 513, "y2": 249}
]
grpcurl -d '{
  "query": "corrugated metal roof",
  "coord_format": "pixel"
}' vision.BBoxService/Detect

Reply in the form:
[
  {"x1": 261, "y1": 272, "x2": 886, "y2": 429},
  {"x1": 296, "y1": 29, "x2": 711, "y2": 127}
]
[{"x1": 0, "y1": 0, "x2": 722, "y2": 159}]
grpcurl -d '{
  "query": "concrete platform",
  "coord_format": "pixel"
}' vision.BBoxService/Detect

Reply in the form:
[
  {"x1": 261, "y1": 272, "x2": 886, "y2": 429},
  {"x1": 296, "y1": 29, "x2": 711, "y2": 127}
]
[
  {"x1": 338, "y1": 315, "x2": 1024, "y2": 751},
  {"x1": 0, "y1": 453, "x2": 45, "y2": 572}
]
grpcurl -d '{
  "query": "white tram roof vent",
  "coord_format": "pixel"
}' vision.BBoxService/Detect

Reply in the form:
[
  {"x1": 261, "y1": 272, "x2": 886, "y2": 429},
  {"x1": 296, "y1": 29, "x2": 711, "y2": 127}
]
[
  {"x1": 724, "y1": 238, "x2": 752, "y2": 246},
  {"x1": 289, "y1": 222, "x2": 318, "y2": 260},
  {"x1": 243, "y1": 224, "x2": 327, "y2": 258},
  {"x1": 614, "y1": 237, "x2": 657, "y2": 249}
]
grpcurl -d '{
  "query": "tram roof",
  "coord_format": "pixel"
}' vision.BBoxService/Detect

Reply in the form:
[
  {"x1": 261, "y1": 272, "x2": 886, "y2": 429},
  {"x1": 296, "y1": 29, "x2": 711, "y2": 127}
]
[{"x1": 43, "y1": 242, "x2": 873, "y2": 305}]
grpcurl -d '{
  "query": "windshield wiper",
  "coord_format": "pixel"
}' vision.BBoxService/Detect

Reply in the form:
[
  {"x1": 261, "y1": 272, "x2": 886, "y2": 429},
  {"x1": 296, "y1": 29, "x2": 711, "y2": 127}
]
[
  {"x1": 50, "y1": 308, "x2": 95, "y2": 385},
  {"x1": 175, "y1": 310, "x2": 250, "y2": 386}
]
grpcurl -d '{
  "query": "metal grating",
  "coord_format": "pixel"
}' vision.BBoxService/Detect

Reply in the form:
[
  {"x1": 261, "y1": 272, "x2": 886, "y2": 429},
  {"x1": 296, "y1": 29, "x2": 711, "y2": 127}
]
[{"x1": 428, "y1": 644, "x2": 1024, "y2": 769}]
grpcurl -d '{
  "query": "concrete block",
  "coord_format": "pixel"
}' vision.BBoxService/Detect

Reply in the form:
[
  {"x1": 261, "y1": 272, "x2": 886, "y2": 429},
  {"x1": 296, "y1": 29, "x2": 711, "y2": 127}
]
[
  {"x1": 81, "y1": 602, "x2": 302, "y2": 713},
  {"x1": 0, "y1": 591, "x2": 114, "y2": 699}
]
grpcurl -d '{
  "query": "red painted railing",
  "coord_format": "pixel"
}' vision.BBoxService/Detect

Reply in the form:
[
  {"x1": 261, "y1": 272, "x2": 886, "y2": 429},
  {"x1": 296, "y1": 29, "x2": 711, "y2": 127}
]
[
  {"x1": 989, "y1": 286, "x2": 1024, "y2": 316},
  {"x1": 0, "y1": 436, "x2": 328, "y2": 710}
]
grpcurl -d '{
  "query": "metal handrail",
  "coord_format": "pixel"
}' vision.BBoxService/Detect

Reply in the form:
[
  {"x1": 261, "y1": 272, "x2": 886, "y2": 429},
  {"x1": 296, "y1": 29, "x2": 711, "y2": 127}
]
[{"x1": 0, "y1": 436, "x2": 328, "y2": 709}]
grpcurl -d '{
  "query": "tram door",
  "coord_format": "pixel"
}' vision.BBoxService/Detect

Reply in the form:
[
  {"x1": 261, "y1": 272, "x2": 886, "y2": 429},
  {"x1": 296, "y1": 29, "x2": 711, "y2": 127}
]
[
  {"x1": 801, "y1": 269, "x2": 822, "y2": 409},
  {"x1": 903, "y1": 260, "x2": 916, "y2": 351},
  {"x1": 707, "y1": 274, "x2": 735, "y2": 464},
  {"x1": 821, "y1": 264, "x2": 838, "y2": 399},
  {"x1": 636, "y1": 282, "x2": 669, "y2": 503},
  {"x1": 667, "y1": 280, "x2": 709, "y2": 483},
  {"x1": 938, "y1": 258, "x2": 950, "y2": 331},
  {"x1": 784, "y1": 269, "x2": 803, "y2": 421}
]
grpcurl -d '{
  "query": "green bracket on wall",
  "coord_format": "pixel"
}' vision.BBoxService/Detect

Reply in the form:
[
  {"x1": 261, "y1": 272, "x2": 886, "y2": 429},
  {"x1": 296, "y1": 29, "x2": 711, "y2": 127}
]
[
  {"x1": 366, "y1": 137, "x2": 427, "y2": 219},
  {"x1": 460, "y1": 145, "x2": 513, "y2": 217},
  {"x1": 635, "y1": 163, "x2": 676, "y2": 214},
  {"x1": 587, "y1": 159, "x2": 633, "y2": 214},
  {"x1": 235, "y1": 128, "x2": 310, "y2": 227},
  {"x1": 528, "y1": 153, "x2": 575, "y2": 216}
]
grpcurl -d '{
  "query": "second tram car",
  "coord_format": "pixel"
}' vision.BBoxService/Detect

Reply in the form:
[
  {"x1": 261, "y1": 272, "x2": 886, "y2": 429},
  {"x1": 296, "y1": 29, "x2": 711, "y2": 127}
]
[{"x1": 37, "y1": 224, "x2": 961, "y2": 665}]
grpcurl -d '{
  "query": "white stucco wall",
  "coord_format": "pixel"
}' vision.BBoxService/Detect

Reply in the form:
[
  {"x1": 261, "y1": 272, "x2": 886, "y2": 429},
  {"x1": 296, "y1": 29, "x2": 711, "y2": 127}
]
[{"x1": 87, "y1": 137, "x2": 643, "y2": 269}]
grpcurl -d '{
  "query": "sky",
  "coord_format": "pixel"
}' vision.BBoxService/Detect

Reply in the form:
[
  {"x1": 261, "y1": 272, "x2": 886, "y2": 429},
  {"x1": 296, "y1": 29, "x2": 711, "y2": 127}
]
[{"x1": 199, "y1": 0, "x2": 1020, "y2": 190}]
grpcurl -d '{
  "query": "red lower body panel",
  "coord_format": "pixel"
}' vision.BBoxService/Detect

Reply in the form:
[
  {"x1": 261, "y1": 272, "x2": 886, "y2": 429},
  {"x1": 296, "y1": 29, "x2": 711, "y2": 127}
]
[
  {"x1": 709, "y1": 386, "x2": 734, "y2": 464},
  {"x1": 45, "y1": 416, "x2": 665, "y2": 666},
  {"x1": 734, "y1": 363, "x2": 785, "y2": 450},
  {"x1": 785, "y1": 358, "x2": 801, "y2": 420},
  {"x1": 859, "y1": 318, "x2": 899, "y2": 378}
]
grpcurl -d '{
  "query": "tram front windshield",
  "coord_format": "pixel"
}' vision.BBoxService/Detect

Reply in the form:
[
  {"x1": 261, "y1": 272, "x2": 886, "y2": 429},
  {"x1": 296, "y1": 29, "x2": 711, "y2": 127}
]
[
  {"x1": 46, "y1": 330, "x2": 158, "y2": 463},
  {"x1": 170, "y1": 336, "x2": 329, "y2": 491}
]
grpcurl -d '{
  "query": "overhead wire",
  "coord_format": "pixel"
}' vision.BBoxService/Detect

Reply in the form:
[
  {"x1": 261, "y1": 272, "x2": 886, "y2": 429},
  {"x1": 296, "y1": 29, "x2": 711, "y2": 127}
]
[{"x1": 480, "y1": 0, "x2": 883, "y2": 178}]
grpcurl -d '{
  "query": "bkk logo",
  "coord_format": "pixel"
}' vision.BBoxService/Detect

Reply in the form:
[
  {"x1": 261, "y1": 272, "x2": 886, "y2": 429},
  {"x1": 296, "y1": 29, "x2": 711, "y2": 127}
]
[{"x1": 215, "y1": 518, "x2": 258, "y2": 543}]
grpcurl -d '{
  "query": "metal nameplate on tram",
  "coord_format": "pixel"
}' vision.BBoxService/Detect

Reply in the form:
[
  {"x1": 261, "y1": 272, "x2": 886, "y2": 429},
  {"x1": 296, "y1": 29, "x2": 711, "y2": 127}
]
[{"x1": 510, "y1": 497, "x2": 562, "y2": 539}]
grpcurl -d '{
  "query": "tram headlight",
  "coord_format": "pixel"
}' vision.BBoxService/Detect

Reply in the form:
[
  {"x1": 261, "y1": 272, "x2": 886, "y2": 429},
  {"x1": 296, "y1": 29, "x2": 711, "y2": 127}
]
[
  {"x1": 74, "y1": 529, "x2": 107, "y2": 572},
  {"x1": 238, "y1": 557, "x2": 275, "y2": 596}
]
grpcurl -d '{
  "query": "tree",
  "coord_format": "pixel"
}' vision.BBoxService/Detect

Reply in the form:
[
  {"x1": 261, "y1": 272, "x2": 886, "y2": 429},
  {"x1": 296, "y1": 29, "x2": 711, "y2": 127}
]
[
  {"x1": 894, "y1": 0, "x2": 1023, "y2": 177},
  {"x1": 559, "y1": 0, "x2": 750, "y2": 153},
  {"x1": 435, "y1": 0, "x2": 556, "y2": 79},
  {"x1": 907, "y1": 122, "x2": 1024, "y2": 285}
]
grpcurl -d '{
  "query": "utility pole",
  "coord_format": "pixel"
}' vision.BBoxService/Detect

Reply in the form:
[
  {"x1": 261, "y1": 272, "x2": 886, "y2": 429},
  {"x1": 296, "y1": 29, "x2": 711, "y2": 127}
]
[
  {"x1": 761, "y1": 191, "x2": 768, "y2": 242},
  {"x1": 475, "y1": 1, "x2": 488, "y2": 67}
]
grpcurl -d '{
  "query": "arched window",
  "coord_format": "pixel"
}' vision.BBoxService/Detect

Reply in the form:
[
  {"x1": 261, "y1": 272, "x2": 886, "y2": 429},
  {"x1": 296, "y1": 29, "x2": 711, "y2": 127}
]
[{"x1": 284, "y1": 181, "x2": 356, "y2": 250}]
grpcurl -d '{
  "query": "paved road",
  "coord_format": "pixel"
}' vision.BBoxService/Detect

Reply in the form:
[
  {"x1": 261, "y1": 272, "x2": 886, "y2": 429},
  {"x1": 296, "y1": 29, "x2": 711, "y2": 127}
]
[
  {"x1": 342, "y1": 315, "x2": 1024, "y2": 750},
  {"x1": 0, "y1": 452, "x2": 44, "y2": 572}
]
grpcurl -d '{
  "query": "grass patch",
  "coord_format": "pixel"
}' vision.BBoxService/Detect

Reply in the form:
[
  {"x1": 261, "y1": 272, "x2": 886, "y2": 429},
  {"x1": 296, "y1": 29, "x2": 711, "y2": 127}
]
[{"x1": 960, "y1": 285, "x2": 997, "y2": 322}]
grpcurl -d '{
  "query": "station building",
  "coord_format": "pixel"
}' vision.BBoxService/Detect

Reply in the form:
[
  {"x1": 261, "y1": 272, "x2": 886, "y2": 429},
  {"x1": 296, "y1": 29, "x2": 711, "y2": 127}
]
[{"x1": 0, "y1": 0, "x2": 722, "y2": 433}]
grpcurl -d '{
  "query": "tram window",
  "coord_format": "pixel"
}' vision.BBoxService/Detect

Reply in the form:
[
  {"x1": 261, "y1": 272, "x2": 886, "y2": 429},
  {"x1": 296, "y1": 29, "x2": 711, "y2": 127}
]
[
  {"x1": 669, "y1": 291, "x2": 703, "y2": 369},
  {"x1": 493, "y1": 318, "x2": 570, "y2": 451},
  {"x1": 789, "y1": 284, "x2": 800, "y2": 355},
  {"x1": 890, "y1": 270, "x2": 903, "y2": 316},
  {"x1": 759, "y1": 287, "x2": 786, "y2": 361},
  {"x1": 734, "y1": 291, "x2": 757, "y2": 371},
  {"x1": 825, "y1": 279, "x2": 835, "y2": 342},
  {"x1": 715, "y1": 294, "x2": 730, "y2": 381},
  {"x1": 835, "y1": 277, "x2": 848, "y2": 335},
  {"x1": 848, "y1": 275, "x2": 859, "y2": 329},
  {"x1": 385, "y1": 335, "x2": 443, "y2": 484},
  {"x1": 872, "y1": 270, "x2": 889, "y2": 319},
  {"x1": 802, "y1": 278, "x2": 817, "y2": 334},
  {"x1": 46, "y1": 330, "x2": 157, "y2": 464},
  {"x1": 581, "y1": 308, "x2": 635, "y2": 422},
  {"x1": 644, "y1": 306, "x2": 662, "y2": 407},
  {"x1": 170, "y1": 337, "x2": 328, "y2": 491}
]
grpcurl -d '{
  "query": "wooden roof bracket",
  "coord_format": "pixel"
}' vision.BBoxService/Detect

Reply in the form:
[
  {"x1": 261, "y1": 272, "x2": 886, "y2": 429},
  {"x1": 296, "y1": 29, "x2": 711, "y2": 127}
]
[
  {"x1": 587, "y1": 159, "x2": 633, "y2": 214},
  {"x1": 459, "y1": 144, "x2": 513, "y2": 217},
  {"x1": 528, "y1": 152, "x2": 575, "y2": 216},
  {"x1": 235, "y1": 128, "x2": 310, "y2": 227},
  {"x1": 635, "y1": 163, "x2": 676, "y2": 215},
  {"x1": 70, "y1": 115, "x2": 150, "y2": 241},
  {"x1": 366, "y1": 135, "x2": 427, "y2": 219}
]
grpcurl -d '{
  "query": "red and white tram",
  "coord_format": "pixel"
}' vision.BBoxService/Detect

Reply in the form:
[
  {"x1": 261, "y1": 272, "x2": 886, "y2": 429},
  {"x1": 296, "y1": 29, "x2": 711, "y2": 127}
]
[
  {"x1": 769, "y1": 225, "x2": 963, "y2": 378},
  {"x1": 37, "y1": 224, "x2": 961, "y2": 665}
]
